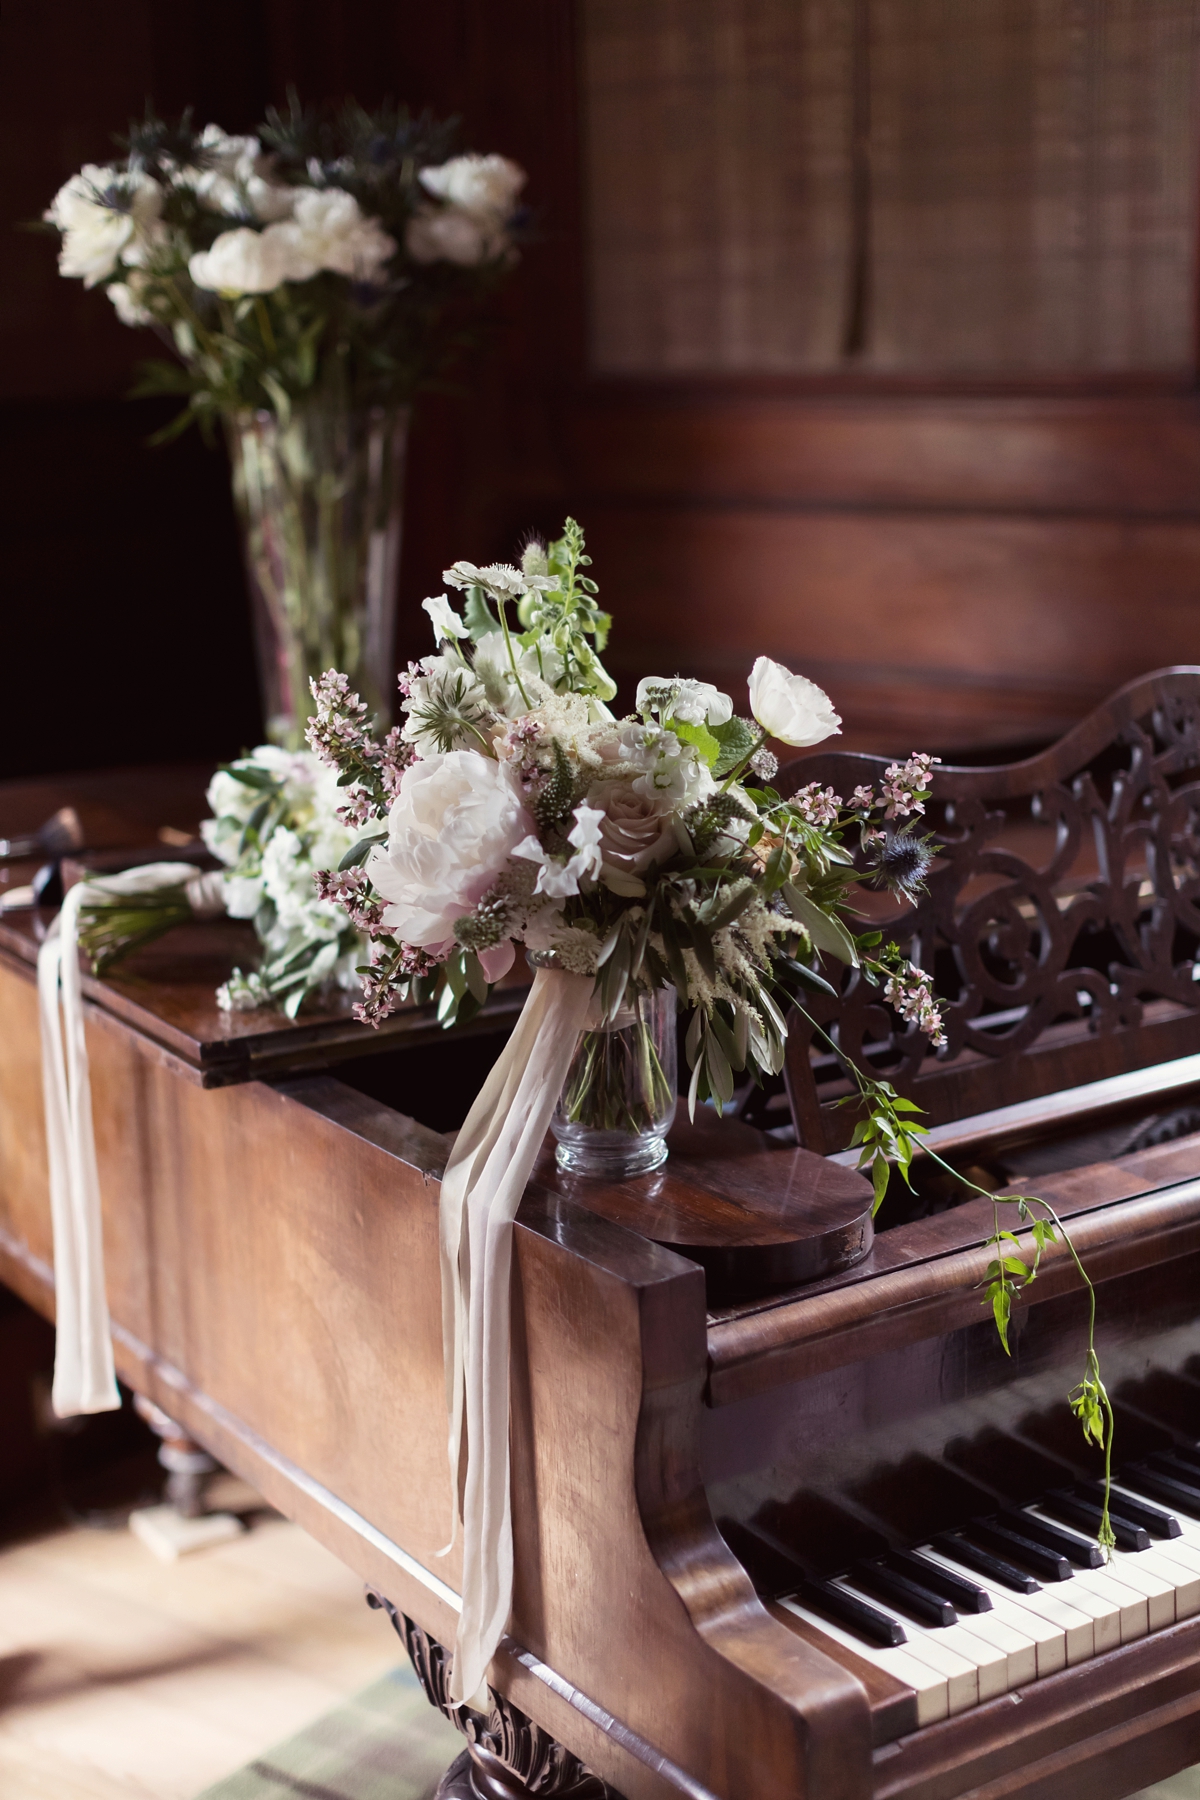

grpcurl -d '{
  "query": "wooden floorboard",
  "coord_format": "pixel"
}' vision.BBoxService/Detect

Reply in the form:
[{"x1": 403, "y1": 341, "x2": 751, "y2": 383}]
[{"x1": 0, "y1": 1508, "x2": 440, "y2": 1800}]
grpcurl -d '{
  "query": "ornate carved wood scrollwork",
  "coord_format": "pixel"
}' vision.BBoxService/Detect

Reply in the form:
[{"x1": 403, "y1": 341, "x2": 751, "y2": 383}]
[
  {"x1": 366, "y1": 1591, "x2": 614, "y2": 1800},
  {"x1": 778, "y1": 669, "x2": 1200, "y2": 1152}
]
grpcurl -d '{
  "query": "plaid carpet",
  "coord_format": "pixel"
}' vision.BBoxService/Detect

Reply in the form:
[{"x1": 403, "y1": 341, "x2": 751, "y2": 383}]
[{"x1": 194, "y1": 1664, "x2": 461, "y2": 1800}]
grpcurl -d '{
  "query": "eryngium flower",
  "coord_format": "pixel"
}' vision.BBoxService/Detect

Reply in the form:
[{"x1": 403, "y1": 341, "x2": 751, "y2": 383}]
[{"x1": 864, "y1": 827, "x2": 937, "y2": 901}]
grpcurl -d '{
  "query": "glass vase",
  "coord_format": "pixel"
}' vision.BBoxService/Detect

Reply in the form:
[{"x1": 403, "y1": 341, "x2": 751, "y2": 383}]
[
  {"x1": 225, "y1": 397, "x2": 410, "y2": 750},
  {"x1": 551, "y1": 984, "x2": 678, "y2": 1178}
]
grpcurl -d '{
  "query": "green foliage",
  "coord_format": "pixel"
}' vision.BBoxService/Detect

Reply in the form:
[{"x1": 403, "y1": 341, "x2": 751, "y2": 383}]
[
  {"x1": 516, "y1": 518, "x2": 616, "y2": 701},
  {"x1": 531, "y1": 738, "x2": 577, "y2": 832},
  {"x1": 710, "y1": 715, "x2": 760, "y2": 777}
]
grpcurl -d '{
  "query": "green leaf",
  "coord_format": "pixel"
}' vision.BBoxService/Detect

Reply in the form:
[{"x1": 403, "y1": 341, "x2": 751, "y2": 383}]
[
  {"x1": 991, "y1": 1285, "x2": 1012, "y2": 1354},
  {"x1": 463, "y1": 950, "x2": 489, "y2": 1005},
  {"x1": 706, "y1": 885, "x2": 756, "y2": 932},
  {"x1": 783, "y1": 887, "x2": 860, "y2": 966},
  {"x1": 710, "y1": 716, "x2": 760, "y2": 777},
  {"x1": 671, "y1": 718, "x2": 721, "y2": 768},
  {"x1": 338, "y1": 831, "x2": 386, "y2": 871},
  {"x1": 463, "y1": 584, "x2": 500, "y2": 639},
  {"x1": 775, "y1": 954, "x2": 839, "y2": 998},
  {"x1": 871, "y1": 1152, "x2": 890, "y2": 1215}
]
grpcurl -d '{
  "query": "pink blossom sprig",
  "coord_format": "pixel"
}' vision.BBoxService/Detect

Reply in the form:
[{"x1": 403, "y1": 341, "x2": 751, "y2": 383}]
[
  {"x1": 792, "y1": 782, "x2": 841, "y2": 827},
  {"x1": 883, "y1": 960, "x2": 947, "y2": 1049},
  {"x1": 352, "y1": 938, "x2": 437, "y2": 1027},
  {"x1": 306, "y1": 669, "x2": 413, "y2": 828},
  {"x1": 880, "y1": 752, "x2": 939, "y2": 820},
  {"x1": 313, "y1": 867, "x2": 389, "y2": 938}
]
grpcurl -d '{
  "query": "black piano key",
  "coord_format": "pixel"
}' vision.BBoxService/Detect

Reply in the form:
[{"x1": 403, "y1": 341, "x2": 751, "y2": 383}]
[
  {"x1": 886, "y1": 1548, "x2": 993, "y2": 1613},
  {"x1": 966, "y1": 1519, "x2": 1073, "y2": 1582},
  {"x1": 930, "y1": 1531, "x2": 1041, "y2": 1595},
  {"x1": 797, "y1": 1577, "x2": 907, "y2": 1647},
  {"x1": 1147, "y1": 1450, "x2": 1200, "y2": 1490},
  {"x1": 1165, "y1": 1443, "x2": 1200, "y2": 1478},
  {"x1": 850, "y1": 1560, "x2": 958, "y2": 1628},
  {"x1": 1039, "y1": 1490, "x2": 1149, "y2": 1552},
  {"x1": 1074, "y1": 1479, "x2": 1181, "y2": 1539},
  {"x1": 999, "y1": 1506, "x2": 1103, "y2": 1568},
  {"x1": 1125, "y1": 1465, "x2": 1200, "y2": 1519}
]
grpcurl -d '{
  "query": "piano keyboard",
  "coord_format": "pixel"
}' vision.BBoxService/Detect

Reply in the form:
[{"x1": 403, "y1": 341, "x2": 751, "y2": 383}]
[{"x1": 776, "y1": 1458, "x2": 1200, "y2": 1729}]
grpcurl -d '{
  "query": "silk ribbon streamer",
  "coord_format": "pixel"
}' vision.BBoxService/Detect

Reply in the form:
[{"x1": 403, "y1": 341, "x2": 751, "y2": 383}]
[
  {"x1": 438, "y1": 963, "x2": 594, "y2": 1705},
  {"x1": 37, "y1": 863, "x2": 226, "y2": 1418}
]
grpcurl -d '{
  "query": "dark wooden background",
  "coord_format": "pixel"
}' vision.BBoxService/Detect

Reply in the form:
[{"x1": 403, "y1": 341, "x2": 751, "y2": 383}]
[{"x1": 3, "y1": 0, "x2": 1199, "y2": 781}]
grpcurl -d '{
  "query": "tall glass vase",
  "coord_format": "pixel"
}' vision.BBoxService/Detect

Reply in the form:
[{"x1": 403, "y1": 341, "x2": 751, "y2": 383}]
[{"x1": 225, "y1": 397, "x2": 410, "y2": 749}]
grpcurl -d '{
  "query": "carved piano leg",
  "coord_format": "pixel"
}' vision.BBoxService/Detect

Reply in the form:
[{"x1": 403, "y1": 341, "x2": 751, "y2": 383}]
[
  {"x1": 133, "y1": 1394, "x2": 217, "y2": 1517},
  {"x1": 366, "y1": 1591, "x2": 616, "y2": 1800}
]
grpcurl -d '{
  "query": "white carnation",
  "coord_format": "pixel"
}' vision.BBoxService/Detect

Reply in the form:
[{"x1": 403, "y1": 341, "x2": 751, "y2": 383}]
[
  {"x1": 367, "y1": 751, "x2": 533, "y2": 950},
  {"x1": 418, "y1": 154, "x2": 526, "y2": 218},
  {"x1": 46, "y1": 165, "x2": 165, "y2": 286},
  {"x1": 748, "y1": 657, "x2": 841, "y2": 748}
]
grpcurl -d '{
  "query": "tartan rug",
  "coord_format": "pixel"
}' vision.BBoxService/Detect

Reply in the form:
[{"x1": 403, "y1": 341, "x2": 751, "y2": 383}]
[{"x1": 194, "y1": 1664, "x2": 461, "y2": 1800}]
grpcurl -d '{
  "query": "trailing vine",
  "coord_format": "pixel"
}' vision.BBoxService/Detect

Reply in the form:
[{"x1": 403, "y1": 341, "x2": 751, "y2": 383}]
[{"x1": 801, "y1": 1008, "x2": 1117, "y2": 1551}]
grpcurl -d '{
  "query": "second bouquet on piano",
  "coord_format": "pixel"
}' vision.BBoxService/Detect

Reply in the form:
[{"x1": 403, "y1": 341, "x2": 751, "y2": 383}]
[{"x1": 306, "y1": 516, "x2": 947, "y2": 1123}]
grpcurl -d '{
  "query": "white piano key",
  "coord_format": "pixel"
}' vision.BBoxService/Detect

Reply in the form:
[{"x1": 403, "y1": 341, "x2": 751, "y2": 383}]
[
  {"x1": 776, "y1": 1596, "x2": 950, "y2": 1727},
  {"x1": 918, "y1": 1544, "x2": 1092, "y2": 1667},
  {"x1": 1121, "y1": 1540, "x2": 1200, "y2": 1620},
  {"x1": 948, "y1": 1606, "x2": 1039, "y2": 1687},
  {"x1": 1098, "y1": 1545, "x2": 1178, "y2": 1630},
  {"x1": 1049, "y1": 1563, "x2": 1146, "y2": 1647},
  {"x1": 832, "y1": 1579, "x2": 983, "y2": 1710},
  {"x1": 895, "y1": 1597, "x2": 1035, "y2": 1693}
]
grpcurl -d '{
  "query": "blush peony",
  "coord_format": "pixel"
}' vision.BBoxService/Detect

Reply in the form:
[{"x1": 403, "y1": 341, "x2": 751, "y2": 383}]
[{"x1": 367, "y1": 752, "x2": 532, "y2": 950}]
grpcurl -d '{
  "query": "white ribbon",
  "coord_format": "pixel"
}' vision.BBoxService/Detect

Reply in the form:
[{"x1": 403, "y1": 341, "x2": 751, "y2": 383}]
[
  {"x1": 37, "y1": 863, "x2": 226, "y2": 1417},
  {"x1": 439, "y1": 964, "x2": 594, "y2": 1705}
]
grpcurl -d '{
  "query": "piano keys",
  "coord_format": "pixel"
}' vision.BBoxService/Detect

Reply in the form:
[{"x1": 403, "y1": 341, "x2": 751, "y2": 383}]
[{"x1": 770, "y1": 1459, "x2": 1200, "y2": 1732}]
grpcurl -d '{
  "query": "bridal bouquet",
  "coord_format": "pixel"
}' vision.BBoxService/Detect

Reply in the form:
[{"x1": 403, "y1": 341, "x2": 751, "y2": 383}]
[
  {"x1": 76, "y1": 747, "x2": 364, "y2": 1018},
  {"x1": 44, "y1": 102, "x2": 525, "y2": 425},
  {"x1": 306, "y1": 518, "x2": 947, "y2": 1141}
]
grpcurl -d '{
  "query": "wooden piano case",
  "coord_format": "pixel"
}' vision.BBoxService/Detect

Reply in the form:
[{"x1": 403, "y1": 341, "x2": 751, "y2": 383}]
[{"x1": 2, "y1": 674, "x2": 1200, "y2": 1800}]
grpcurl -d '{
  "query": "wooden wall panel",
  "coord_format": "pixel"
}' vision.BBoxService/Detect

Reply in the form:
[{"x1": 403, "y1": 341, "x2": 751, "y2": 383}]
[{"x1": 584, "y1": 499, "x2": 1200, "y2": 752}]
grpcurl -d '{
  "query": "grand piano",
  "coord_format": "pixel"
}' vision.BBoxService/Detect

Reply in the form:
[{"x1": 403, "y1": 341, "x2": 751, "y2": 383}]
[{"x1": 1, "y1": 669, "x2": 1199, "y2": 1800}]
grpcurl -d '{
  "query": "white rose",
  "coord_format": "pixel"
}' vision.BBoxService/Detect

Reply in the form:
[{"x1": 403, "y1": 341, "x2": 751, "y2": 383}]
[
  {"x1": 587, "y1": 780, "x2": 676, "y2": 874},
  {"x1": 273, "y1": 188, "x2": 396, "y2": 282},
  {"x1": 46, "y1": 165, "x2": 164, "y2": 286},
  {"x1": 367, "y1": 751, "x2": 533, "y2": 950},
  {"x1": 418, "y1": 153, "x2": 525, "y2": 218},
  {"x1": 636, "y1": 676, "x2": 733, "y2": 728},
  {"x1": 189, "y1": 225, "x2": 292, "y2": 294},
  {"x1": 748, "y1": 657, "x2": 841, "y2": 748},
  {"x1": 405, "y1": 206, "x2": 504, "y2": 267}
]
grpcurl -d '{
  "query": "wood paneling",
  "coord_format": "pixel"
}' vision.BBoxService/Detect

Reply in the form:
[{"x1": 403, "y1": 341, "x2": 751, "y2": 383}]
[{"x1": 581, "y1": 497, "x2": 1200, "y2": 751}]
